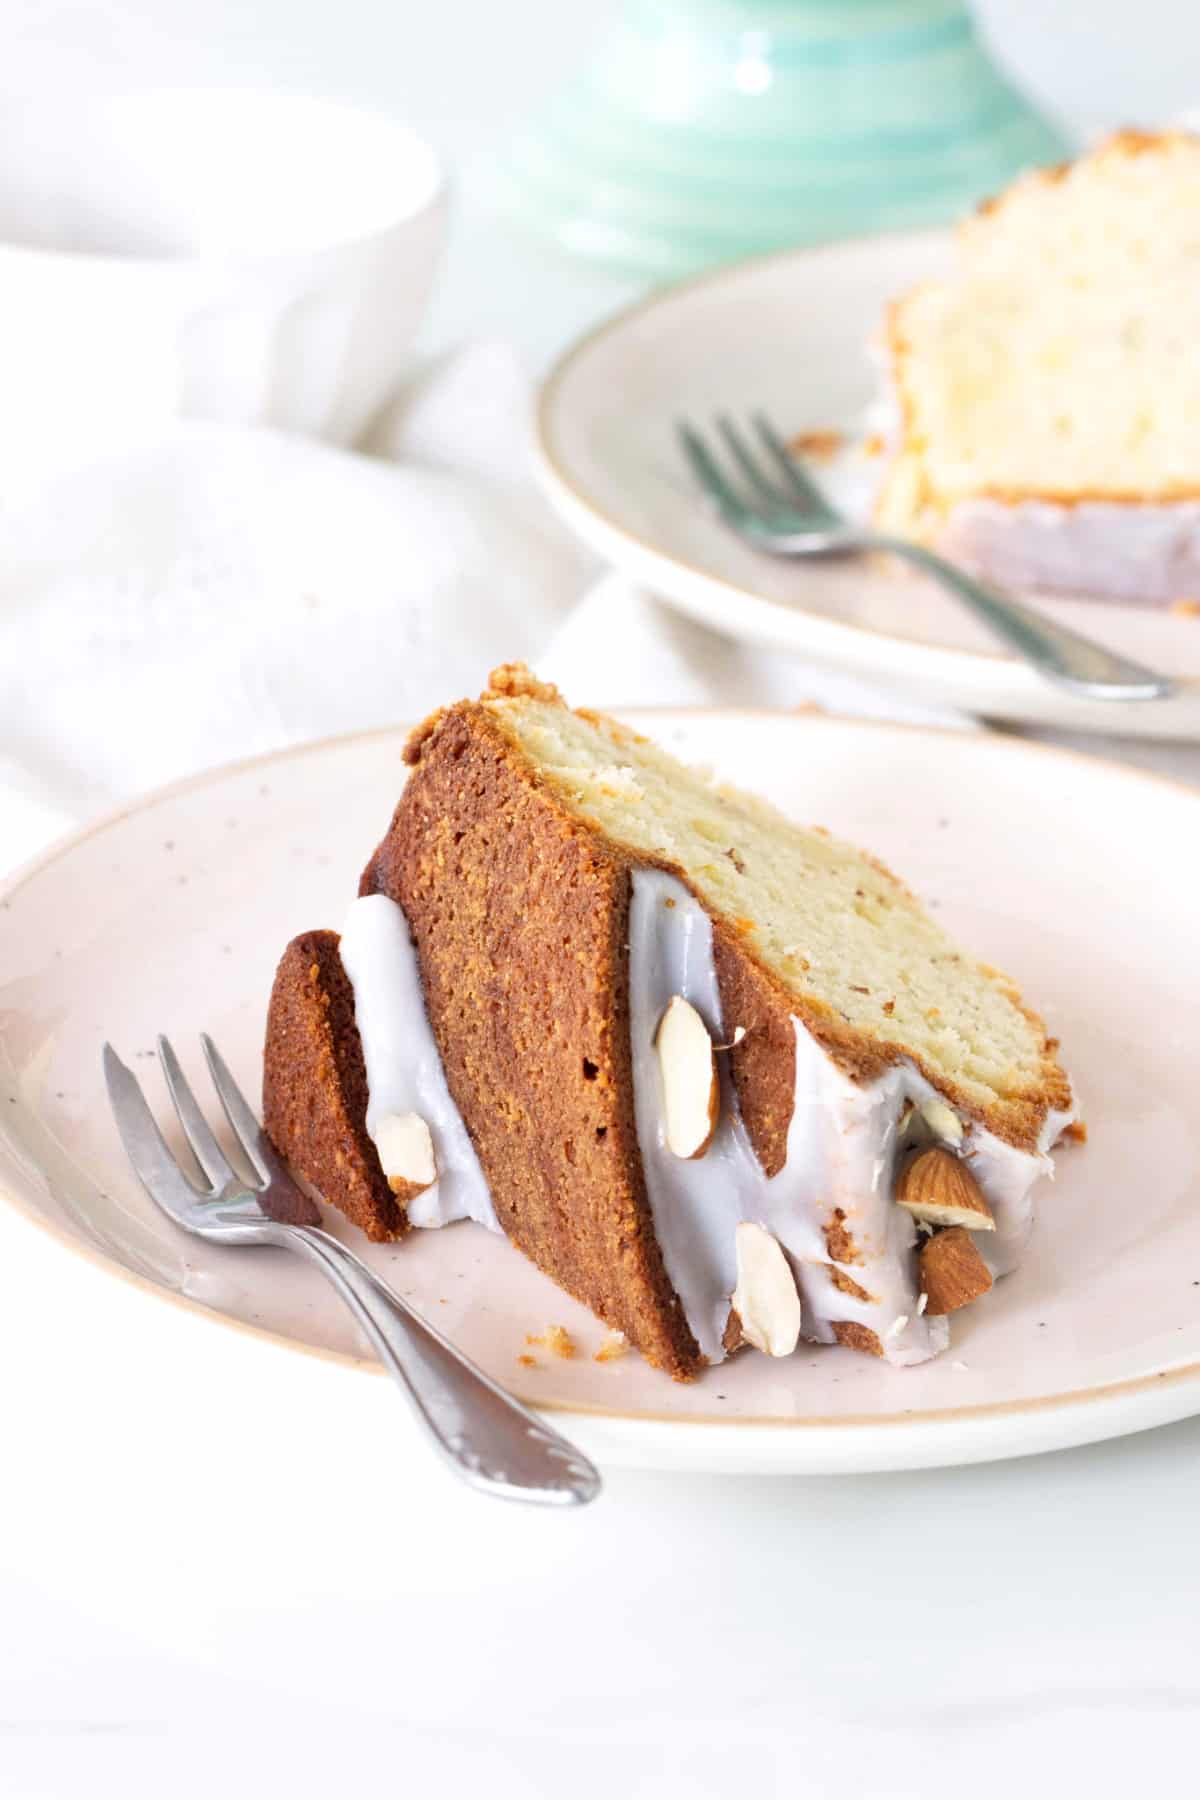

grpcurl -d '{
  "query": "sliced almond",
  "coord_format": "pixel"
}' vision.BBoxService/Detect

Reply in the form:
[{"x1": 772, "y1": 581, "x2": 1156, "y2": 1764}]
[
  {"x1": 655, "y1": 995, "x2": 719, "y2": 1159},
  {"x1": 898, "y1": 1097, "x2": 964, "y2": 1148},
  {"x1": 919, "y1": 1226, "x2": 993, "y2": 1315},
  {"x1": 896, "y1": 1146, "x2": 995, "y2": 1232},
  {"x1": 374, "y1": 1110, "x2": 437, "y2": 1200},
  {"x1": 919, "y1": 1098, "x2": 964, "y2": 1147},
  {"x1": 730, "y1": 1222, "x2": 801, "y2": 1357}
]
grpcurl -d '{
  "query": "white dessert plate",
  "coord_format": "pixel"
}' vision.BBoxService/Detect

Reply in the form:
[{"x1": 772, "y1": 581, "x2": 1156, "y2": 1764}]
[
  {"x1": 2, "y1": 712, "x2": 1198, "y2": 1476},
  {"x1": 537, "y1": 232, "x2": 1200, "y2": 740}
]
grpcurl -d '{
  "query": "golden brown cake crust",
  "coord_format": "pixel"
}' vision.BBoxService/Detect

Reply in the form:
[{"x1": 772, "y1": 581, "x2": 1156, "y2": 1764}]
[
  {"x1": 370, "y1": 698, "x2": 707, "y2": 1379},
  {"x1": 262, "y1": 930, "x2": 405, "y2": 1243}
]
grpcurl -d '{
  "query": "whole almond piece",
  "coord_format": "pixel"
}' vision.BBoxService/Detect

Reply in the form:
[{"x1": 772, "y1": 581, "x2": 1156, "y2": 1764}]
[
  {"x1": 655, "y1": 995, "x2": 719, "y2": 1159},
  {"x1": 896, "y1": 1146, "x2": 995, "y2": 1231},
  {"x1": 374, "y1": 1110, "x2": 437, "y2": 1200},
  {"x1": 919, "y1": 1226, "x2": 993, "y2": 1315}
]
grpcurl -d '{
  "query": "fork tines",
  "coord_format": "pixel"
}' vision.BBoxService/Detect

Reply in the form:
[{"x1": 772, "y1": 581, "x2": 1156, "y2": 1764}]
[{"x1": 678, "y1": 410, "x2": 839, "y2": 526}]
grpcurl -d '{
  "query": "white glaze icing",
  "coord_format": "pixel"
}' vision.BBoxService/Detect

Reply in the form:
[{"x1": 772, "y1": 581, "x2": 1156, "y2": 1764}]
[
  {"x1": 968, "y1": 1105, "x2": 1073, "y2": 1280},
  {"x1": 628, "y1": 868, "x2": 1069, "y2": 1367},
  {"x1": 938, "y1": 498, "x2": 1200, "y2": 605},
  {"x1": 339, "y1": 894, "x2": 500, "y2": 1233}
]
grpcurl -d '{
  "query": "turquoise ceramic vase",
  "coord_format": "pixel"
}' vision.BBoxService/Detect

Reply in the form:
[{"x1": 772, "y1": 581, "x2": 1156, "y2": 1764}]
[{"x1": 491, "y1": 0, "x2": 1071, "y2": 278}]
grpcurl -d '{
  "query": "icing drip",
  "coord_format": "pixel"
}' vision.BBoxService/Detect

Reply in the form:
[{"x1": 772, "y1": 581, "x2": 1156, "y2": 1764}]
[
  {"x1": 940, "y1": 498, "x2": 1200, "y2": 606},
  {"x1": 627, "y1": 872, "x2": 747, "y2": 1361},
  {"x1": 628, "y1": 868, "x2": 1068, "y2": 1367},
  {"x1": 339, "y1": 894, "x2": 500, "y2": 1233},
  {"x1": 968, "y1": 1106, "x2": 1073, "y2": 1280}
]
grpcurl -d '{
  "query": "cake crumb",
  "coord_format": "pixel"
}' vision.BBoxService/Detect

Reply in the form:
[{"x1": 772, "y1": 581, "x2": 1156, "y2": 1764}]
[
  {"x1": 824, "y1": 1209, "x2": 862, "y2": 1266},
  {"x1": 788, "y1": 427, "x2": 843, "y2": 463},
  {"x1": 861, "y1": 432, "x2": 887, "y2": 459},
  {"x1": 526, "y1": 1324, "x2": 576, "y2": 1359},
  {"x1": 595, "y1": 1331, "x2": 629, "y2": 1364},
  {"x1": 882, "y1": 1000, "x2": 896, "y2": 1015},
  {"x1": 517, "y1": 1353, "x2": 537, "y2": 1368},
  {"x1": 1063, "y1": 1119, "x2": 1088, "y2": 1145},
  {"x1": 829, "y1": 1264, "x2": 875, "y2": 1303},
  {"x1": 1171, "y1": 598, "x2": 1200, "y2": 616},
  {"x1": 485, "y1": 662, "x2": 562, "y2": 703}
]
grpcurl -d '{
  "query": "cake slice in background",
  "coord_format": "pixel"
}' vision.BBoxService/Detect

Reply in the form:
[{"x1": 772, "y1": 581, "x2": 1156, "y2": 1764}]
[
  {"x1": 875, "y1": 130, "x2": 1200, "y2": 604},
  {"x1": 263, "y1": 667, "x2": 1073, "y2": 1380}
]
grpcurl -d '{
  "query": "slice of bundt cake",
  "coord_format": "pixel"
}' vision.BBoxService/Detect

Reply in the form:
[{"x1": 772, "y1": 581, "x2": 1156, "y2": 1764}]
[
  {"x1": 875, "y1": 130, "x2": 1200, "y2": 602},
  {"x1": 263, "y1": 665, "x2": 1073, "y2": 1380}
]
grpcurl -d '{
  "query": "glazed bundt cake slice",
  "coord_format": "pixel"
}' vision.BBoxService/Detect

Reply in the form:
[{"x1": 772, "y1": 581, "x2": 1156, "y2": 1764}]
[{"x1": 263, "y1": 665, "x2": 1073, "y2": 1380}]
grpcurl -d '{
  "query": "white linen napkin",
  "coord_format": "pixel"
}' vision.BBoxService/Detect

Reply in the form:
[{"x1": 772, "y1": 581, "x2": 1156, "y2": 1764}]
[
  {"x1": 0, "y1": 343, "x2": 585, "y2": 867},
  {"x1": 0, "y1": 340, "x2": 966, "y2": 875},
  {"x1": 539, "y1": 573, "x2": 973, "y2": 723}
]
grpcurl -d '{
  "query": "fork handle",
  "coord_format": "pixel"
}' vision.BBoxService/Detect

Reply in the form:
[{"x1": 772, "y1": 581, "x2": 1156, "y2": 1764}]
[
  {"x1": 872, "y1": 534, "x2": 1173, "y2": 702},
  {"x1": 273, "y1": 1224, "x2": 600, "y2": 1506}
]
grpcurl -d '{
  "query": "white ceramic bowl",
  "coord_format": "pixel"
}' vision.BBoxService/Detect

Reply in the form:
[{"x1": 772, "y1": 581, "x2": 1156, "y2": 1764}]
[{"x1": 0, "y1": 92, "x2": 446, "y2": 461}]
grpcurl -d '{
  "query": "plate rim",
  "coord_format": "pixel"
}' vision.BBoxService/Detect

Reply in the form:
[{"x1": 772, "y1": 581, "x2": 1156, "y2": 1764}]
[
  {"x1": 534, "y1": 232, "x2": 1200, "y2": 708},
  {"x1": 5, "y1": 712, "x2": 1200, "y2": 1461}
]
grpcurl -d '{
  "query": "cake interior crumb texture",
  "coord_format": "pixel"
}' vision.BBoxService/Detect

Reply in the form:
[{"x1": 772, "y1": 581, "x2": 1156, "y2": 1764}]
[
  {"x1": 483, "y1": 688, "x2": 1065, "y2": 1145},
  {"x1": 877, "y1": 129, "x2": 1200, "y2": 531}
]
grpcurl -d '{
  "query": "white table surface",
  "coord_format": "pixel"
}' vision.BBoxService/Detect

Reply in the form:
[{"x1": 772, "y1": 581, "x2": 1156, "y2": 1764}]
[{"x1": 5, "y1": 7, "x2": 1200, "y2": 1792}]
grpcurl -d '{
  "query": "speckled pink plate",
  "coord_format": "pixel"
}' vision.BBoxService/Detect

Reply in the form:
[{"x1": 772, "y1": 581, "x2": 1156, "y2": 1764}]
[{"x1": 2, "y1": 713, "x2": 1198, "y2": 1473}]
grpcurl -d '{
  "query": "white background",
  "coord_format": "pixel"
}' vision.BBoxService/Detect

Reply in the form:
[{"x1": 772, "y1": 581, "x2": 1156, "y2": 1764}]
[
  {"x1": 4, "y1": 5, "x2": 1200, "y2": 1795},
  {"x1": 7, "y1": 0, "x2": 1200, "y2": 144},
  {"x1": 6, "y1": 0, "x2": 1200, "y2": 362}
]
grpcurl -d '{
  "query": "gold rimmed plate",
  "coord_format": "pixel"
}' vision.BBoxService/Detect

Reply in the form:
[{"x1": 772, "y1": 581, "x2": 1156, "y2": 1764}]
[
  {"x1": 536, "y1": 233, "x2": 1200, "y2": 740},
  {"x1": 2, "y1": 712, "x2": 1198, "y2": 1472}
]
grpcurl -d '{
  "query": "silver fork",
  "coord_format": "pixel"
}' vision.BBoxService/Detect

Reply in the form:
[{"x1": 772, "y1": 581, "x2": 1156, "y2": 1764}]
[
  {"x1": 679, "y1": 413, "x2": 1172, "y2": 702},
  {"x1": 103, "y1": 1035, "x2": 601, "y2": 1507}
]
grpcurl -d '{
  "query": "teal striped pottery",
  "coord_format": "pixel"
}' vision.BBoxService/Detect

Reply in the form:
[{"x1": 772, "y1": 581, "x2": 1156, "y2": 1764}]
[{"x1": 490, "y1": 0, "x2": 1071, "y2": 278}]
